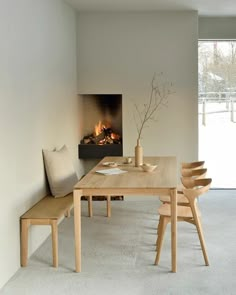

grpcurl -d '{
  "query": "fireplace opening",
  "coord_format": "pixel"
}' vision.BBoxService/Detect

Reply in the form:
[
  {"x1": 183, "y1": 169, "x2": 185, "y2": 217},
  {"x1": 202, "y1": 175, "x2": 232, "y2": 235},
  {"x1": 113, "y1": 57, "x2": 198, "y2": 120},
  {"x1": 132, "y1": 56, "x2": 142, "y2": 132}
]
[
  {"x1": 79, "y1": 94, "x2": 123, "y2": 159},
  {"x1": 81, "y1": 120, "x2": 122, "y2": 145}
]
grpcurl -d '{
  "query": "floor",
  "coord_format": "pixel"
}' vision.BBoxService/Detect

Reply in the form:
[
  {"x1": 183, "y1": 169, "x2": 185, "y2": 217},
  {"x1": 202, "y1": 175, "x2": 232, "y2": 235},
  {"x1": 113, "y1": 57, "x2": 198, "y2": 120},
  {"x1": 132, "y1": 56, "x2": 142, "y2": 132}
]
[{"x1": 1, "y1": 190, "x2": 236, "y2": 295}]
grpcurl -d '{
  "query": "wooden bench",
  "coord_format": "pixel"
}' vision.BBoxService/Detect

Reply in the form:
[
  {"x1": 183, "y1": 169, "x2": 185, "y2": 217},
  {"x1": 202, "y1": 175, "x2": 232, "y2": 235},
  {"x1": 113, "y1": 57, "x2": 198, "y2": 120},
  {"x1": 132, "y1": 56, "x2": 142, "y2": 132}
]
[
  {"x1": 20, "y1": 193, "x2": 73, "y2": 268},
  {"x1": 20, "y1": 192, "x2": 112, "y2": 268}
]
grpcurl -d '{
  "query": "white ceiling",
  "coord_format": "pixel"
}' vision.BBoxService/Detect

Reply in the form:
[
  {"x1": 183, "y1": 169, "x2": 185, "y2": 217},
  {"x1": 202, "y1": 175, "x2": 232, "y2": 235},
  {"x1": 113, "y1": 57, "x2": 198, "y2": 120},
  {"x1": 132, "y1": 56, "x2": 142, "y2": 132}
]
[{"x1": 65, "y1": 0, "x2": 236, "y2": 17}]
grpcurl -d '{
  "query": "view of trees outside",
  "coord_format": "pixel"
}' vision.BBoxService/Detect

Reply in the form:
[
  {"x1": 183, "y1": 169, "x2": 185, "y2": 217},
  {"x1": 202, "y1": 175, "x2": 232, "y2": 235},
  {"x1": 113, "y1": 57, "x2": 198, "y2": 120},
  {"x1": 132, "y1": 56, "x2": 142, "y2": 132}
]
[{"x1": 199, "y1": 41, "x2": 236, "y2": 188}]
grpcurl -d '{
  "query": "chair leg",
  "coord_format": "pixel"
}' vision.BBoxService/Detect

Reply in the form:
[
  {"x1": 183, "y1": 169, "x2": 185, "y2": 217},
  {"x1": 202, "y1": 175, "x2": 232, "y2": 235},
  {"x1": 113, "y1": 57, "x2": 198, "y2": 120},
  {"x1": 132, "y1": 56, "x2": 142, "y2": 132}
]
[
  {"x1": 88, "y1": 196, "x2": 93, "y2": 217},
  {"x1": 156, "y1": 219, "x2": 159, "y2": 236},
  {"x1": 156, "y1": 216, "x2": 163, "y2": 250},
  {"x1": 106, "y1": 196, "x2": 111, "y2": 217},
  {"x1": 156, "y1": 215, "x2": 162, "y2": 236},
  {"x1": 21, "y1": 219, "x2": 29, "y2": 267},
  {"x1": 155, "y1": 216, "x2": 169, "y2": 265},
  {"x1": 191, "y1": 203, "x2": 209, "y2": 266},
  {"x1": 51, "y1": 220, "x2": 58, "y2": 267}
]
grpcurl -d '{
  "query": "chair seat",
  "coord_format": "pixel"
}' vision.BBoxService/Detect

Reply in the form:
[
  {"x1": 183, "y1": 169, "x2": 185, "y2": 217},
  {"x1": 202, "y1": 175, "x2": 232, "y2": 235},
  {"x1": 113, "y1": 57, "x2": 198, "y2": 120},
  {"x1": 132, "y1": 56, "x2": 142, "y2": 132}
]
[
  {"x1": 158, "y1": 203, "x2": 201, "y2": 219},
  {"x1": 159, "y1": 193, "x2": 189, "y2": 204}
]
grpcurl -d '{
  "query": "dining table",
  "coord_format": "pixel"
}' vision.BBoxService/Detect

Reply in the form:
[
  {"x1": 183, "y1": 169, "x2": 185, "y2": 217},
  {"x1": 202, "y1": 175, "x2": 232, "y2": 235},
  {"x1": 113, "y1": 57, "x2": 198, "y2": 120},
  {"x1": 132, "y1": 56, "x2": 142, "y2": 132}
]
[{"x1": 73, "y1": 156, "x2": 177, "y2": 272}]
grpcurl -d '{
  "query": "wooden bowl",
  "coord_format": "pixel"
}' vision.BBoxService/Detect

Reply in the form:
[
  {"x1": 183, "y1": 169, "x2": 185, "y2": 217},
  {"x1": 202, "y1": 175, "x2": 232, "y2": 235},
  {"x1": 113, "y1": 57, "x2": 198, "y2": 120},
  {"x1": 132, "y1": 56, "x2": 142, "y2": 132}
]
[{"x1": 141, "y1": 163, "x2": 157, "y2": 172}]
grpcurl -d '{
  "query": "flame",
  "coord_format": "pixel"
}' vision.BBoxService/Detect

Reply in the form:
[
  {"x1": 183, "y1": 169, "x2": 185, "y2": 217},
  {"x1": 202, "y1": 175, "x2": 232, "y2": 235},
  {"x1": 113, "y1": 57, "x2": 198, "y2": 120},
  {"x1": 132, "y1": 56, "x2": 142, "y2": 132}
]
[
  {"x1": 94, "y1": 120, "x2": 112, "y2": 136},
  {"x1": 93, "y1": 120, "x2": 121, "y2": 144},
  {"x1": 94, "y1": 121, "x2": 104, "y2": 136}
]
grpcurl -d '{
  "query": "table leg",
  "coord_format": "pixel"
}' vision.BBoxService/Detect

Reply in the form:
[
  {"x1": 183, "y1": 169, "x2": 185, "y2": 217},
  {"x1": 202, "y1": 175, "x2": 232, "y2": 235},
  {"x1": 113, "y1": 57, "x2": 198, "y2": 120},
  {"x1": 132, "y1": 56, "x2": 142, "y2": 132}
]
[
  {"x1": 170, "y1": 188, "x2": 177, "y2": 272},
  {"x1": 74, "y1": 189, "x2": 82, "y2": 272},
  {"x1": 106, "y1": 195, "x2": 111, "y2": 217}
]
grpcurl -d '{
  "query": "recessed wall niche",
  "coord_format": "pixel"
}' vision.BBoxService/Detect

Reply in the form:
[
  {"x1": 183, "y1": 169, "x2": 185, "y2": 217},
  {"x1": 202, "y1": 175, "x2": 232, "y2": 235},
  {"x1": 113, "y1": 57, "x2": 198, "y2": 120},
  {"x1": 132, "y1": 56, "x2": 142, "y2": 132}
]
[{"x1": 78, "y1": 94, "x2": 123, "y2": 159}]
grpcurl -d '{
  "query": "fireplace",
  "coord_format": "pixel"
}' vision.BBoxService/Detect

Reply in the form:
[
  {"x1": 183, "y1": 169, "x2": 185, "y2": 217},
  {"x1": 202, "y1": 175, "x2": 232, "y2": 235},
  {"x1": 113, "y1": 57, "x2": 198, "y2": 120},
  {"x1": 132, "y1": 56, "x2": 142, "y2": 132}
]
[{"x1": 78, "y1": 94, "x2": 123, "y2": 159}]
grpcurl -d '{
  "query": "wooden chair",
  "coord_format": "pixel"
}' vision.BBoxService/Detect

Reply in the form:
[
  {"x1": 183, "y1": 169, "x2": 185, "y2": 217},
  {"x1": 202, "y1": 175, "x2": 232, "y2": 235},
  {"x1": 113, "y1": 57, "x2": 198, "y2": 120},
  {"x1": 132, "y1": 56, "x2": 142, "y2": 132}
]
[
  {"x1": 181, "y1": 167, "x2": 207, "y2": 178},
  {"x1": 181, "y1": 160, "x2": 205, "y2": 169},
  {"x1": 177, "y1": 161, "x2": 205, "y2": 193},
  {"x1": 155, "y1": 178, "x2": 212, "y2": 266},
  {"x1": 177, "y1": 167, "x2": 207, "y2": 195},
  {"x1": 159, "y1": 168, "x2": 207, "y2": 206}
]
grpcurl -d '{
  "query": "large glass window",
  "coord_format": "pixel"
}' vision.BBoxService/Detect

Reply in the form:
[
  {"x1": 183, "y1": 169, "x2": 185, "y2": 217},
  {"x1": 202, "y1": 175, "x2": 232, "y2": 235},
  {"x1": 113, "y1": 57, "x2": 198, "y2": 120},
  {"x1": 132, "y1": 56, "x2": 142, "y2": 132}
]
[{"x1": 199, "y1": 41, "x2": 236, "y2": 188}]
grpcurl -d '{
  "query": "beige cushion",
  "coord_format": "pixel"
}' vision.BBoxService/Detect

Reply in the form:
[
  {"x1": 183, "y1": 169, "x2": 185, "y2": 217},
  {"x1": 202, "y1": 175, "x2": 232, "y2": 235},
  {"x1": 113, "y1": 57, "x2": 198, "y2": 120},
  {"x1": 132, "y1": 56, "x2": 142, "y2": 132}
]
[{"x1": 43, "y1": 145, "x2": 78, "y2": 198}]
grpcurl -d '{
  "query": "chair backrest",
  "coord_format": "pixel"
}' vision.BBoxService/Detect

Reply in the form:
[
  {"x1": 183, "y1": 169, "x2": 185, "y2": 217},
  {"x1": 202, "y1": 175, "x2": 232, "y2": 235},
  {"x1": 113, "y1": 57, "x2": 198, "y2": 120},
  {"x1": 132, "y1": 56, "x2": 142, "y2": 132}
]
[
  {"x1": 182, "y1": 178, "x2": 212, "y2": 203},
  {"x1": 181, "y1": 161, "x2": 205, "y2": 170},
  {"x1": 181, "y1": 168, "x2": 207, "y2": 179}
]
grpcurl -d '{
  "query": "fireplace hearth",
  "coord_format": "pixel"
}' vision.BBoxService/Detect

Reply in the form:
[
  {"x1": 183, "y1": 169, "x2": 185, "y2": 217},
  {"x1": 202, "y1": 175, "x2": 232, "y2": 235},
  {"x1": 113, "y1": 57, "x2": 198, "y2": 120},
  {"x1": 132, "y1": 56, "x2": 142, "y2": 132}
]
[{"x1": 78, "y1": 94, "x2": 123, "y2": 159}]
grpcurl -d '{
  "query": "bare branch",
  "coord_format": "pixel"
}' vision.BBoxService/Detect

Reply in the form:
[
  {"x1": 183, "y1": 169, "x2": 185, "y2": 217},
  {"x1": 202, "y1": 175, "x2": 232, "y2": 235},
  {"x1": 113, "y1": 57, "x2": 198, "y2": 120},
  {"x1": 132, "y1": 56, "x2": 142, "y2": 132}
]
[{"x1": 134, "y1": 73, "x2": 174, "y2": 140}]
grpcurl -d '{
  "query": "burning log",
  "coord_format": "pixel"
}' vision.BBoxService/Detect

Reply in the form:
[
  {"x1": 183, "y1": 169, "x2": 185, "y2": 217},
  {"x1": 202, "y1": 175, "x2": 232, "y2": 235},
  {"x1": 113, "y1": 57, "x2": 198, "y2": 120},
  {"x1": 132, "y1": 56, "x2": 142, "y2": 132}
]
[
  {"x1": 91, "y1": 131, "x2": 106, "y2": 144},
  {"x1": 81, "y1": 121, "x2": 122, "y2": 145},
  {"x1": 83, "y1": 137, "x2": 92, "y2": 144},
  {"x1": 106, "y1": 137, "x2": 114, "y2": 144}
]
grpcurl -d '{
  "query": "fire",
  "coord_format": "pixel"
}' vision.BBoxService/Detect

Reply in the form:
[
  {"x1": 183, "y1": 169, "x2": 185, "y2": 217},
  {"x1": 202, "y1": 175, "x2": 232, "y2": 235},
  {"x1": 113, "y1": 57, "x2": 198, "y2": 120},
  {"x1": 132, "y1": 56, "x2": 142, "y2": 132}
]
[
  {"x1": 111, "y1": 133, "x2": 120, "y2": 140},
  {"x1": 82, "y1": 120, "x2": 121, "y2": 145},
  {"x1": 94, "y1": 121, "x2": 104, "y2": 136},
  {"x1": 94, "y1": 120, "x2": 112, "y2": 136}
]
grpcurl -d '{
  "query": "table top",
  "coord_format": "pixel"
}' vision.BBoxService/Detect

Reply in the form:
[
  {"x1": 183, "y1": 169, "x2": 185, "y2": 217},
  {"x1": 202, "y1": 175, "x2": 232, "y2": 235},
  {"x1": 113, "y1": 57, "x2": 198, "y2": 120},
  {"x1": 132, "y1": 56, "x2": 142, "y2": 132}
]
[{"x1": 74, "y1": 156, "x2": 177, "y2": 190}]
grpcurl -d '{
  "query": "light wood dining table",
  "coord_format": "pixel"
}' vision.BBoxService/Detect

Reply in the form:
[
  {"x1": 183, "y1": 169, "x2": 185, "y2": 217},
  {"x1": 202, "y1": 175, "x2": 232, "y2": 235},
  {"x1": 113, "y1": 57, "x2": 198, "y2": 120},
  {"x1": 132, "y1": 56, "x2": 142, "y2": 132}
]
[{"x1": 73, "y1": 156, "x2": 177, "y2": 272}]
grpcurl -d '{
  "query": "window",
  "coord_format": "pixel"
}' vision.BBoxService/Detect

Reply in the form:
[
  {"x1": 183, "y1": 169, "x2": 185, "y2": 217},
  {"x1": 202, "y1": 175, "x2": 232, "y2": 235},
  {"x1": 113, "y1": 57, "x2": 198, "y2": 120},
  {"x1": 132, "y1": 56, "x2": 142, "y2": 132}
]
[{"x1": 199, "y1": 41, "x2": 236, "y2": 188}]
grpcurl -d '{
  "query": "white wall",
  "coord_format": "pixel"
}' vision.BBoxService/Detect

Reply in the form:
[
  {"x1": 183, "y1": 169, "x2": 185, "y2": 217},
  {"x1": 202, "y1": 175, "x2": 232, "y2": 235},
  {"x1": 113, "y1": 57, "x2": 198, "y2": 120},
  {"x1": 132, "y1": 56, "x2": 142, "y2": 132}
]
[
  {"x1": 77, "y1": 12, "x2": 198, "y2": 165},
  {"x1": 0, "y1": 0, "x2": 82, "y2": 288},
  {"x1": 199, "y1": 17, "x2": 236, "y2": 39}
]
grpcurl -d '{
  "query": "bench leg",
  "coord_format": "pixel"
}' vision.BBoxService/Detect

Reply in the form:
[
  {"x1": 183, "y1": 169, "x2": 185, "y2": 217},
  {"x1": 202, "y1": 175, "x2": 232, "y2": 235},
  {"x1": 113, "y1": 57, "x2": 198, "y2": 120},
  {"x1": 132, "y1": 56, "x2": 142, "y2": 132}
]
[
  {"x1": 106, "y1": 196, "x2": 111, "y2": 218},
  {"x1": 88, "y1": 196, "x2": 93, "y2": 217},
  {"x1": 21, "y1": 219, "x2": 29, "y2": 267},
  {"x1": 51, "y1": 220, "x2": 58, "y2": 267}
]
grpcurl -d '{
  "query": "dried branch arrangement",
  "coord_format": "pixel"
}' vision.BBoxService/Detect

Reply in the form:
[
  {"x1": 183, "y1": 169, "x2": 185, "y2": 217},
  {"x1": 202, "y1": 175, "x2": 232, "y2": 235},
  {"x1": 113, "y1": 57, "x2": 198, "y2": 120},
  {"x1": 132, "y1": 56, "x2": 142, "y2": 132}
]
[{"x1": 134, "y1": 73, "x2": 174, "y2": 140}]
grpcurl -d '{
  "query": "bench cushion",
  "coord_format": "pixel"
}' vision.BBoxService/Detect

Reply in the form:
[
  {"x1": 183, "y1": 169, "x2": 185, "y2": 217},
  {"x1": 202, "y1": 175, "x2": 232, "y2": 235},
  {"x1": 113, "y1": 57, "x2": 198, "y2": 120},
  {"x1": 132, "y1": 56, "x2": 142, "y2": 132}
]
[
  {"x1": 43, "y1": 145, "x2": 78, "y2": 198},
  {"x1": 21, "y1": 194, "x2": 73, "y2": 219}
]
